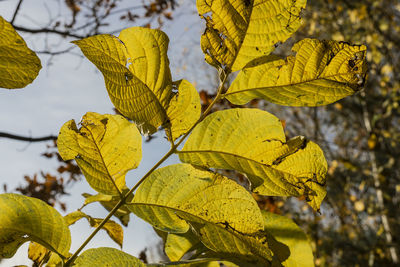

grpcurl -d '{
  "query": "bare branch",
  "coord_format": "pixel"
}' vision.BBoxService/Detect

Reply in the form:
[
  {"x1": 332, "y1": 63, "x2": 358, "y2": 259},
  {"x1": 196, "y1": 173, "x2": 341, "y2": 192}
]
[
  {"x1": 0, "y1": 132, "x2": 57, "y2": 142},
  {"x1": 12, "y1": 25, "x2": 86, "y2": 39},
  {"x1": 10, "y1": 0, "x2": 23, "y2": 24}
]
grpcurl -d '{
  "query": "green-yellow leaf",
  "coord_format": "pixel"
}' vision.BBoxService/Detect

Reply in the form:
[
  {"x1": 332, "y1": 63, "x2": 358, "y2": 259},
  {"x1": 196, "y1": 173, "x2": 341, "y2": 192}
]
[
  {"x1": 0, "y1": 16, "x2": 41, "y2": 89},
  {"x1": 72, "y1": 27, "x2": 172, "y2": 134},
  {"x1": 57, "y1": 112, "x2": 142, "y2": 195},
  {"x1": 179, "y1": 109, "x2": 327, "y2": 210},
  {"x1": 226, "y1": 39, "x2": 367, "y2": 106},
  {"x1": 0, "y1": 194, "x2": 70, "y2": 260},
  {"x1": 165, "y1": 231, "x2": 201, "y2": 261},
  {"x1": 198, "y1": 0, "x2": 306, "y2": 72},
  {"x1": 82, "y1": 193, "x2": 132, "y2": 226},
  {"x1": 28, "y1": 242, "x2": 49, "y2": 266},
  {"x1": 65, "y1": 210, "x2": 124, "y2": 248},
  {"x1": 187, "y1": 220, "x2": 272, "y2": 266},
  {"x1": 263, "y1": 211, "x2": 314, "y2": 267},
  {"x1": 166, "y1": 79, "x2": 201, "y2": 141},
  {"x1": 74, "y1": 247, "x2": 145, "y2": 267},
  {"x1": 128, "y1": 163, "x2": 264, "y2": 234}
]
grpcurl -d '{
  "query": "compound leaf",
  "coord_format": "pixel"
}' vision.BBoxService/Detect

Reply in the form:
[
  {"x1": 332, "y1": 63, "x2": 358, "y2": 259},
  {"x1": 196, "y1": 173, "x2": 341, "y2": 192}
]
[
  {"x1": 226, "y1": 39, "x2": 367, "y2": 106},
  {"x1": 166, "y1": 79, "x2": 201, "y2": 142},
  {"x1": 128, "y1": 163, "x2": 264, "y2": 234},
  {"x1": 179, "y1": 109, "x2": 327, "y2": 210},
  {"x1": 198, "y1": 0, "x2": 306, "y2": 72},
  {"x1": 74, "y1": 247, "x2": 145, "y2": 267},
  {"x1": 0, "y1": 16, "x2": 41, "y2": 89},
  {"x1": 0, "y1": 194, "x2": 71, "y2": 261},
  {"x1": 72, "y1": 27, "x2": 172, "y2": 134},
  {"x1": 263, "y1": 211, "x2": 314, "y2": 267},
  {"x1": 57, "y1": 112, "x2": 142, "y2": 196}
]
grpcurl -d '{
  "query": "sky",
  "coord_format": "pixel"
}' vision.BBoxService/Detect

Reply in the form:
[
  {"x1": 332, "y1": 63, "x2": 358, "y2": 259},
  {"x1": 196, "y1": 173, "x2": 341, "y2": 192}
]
[{"x1": 0, "y1": 0, "x2": 213, "y2": 265}]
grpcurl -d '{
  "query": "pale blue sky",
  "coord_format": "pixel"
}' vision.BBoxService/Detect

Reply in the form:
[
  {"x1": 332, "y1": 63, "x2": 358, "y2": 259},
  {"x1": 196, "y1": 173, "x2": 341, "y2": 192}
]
[{"x1": 0, "y1": 0, "x2": 215, "y2": 265}]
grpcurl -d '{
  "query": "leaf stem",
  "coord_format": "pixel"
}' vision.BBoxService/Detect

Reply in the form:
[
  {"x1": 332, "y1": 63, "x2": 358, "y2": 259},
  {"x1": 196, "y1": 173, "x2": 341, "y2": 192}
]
[{"x1": 65, "y1": 69, "x2": 228, "y2": 266}]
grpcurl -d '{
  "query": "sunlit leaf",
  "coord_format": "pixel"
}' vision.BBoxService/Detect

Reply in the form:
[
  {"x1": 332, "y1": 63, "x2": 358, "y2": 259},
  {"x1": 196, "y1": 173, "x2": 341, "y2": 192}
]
[
  {"x1": 0, "y1": 194, "x2": 70, "y2": 261},
  {"x1": 263, "y1": 211, "x2": 314, "y2": 266},
  {"x1": 226, "y1": 39, "x2": 367, "y2": 106},
  {"x1": 0, "y1": 16, "x2": 41, "y2": 89},
  {"x1": 128, "y1": 163, "x2": 264, "y2": 234},
  {"x1": 65, "y1": 210, "x2": 124, "y2": 248},
  {"x1": 129, "y1": 164, "x2": 273, "y2": 265},
  {"x1": 198, "y1": 0, "x2": 306, "y2": 71},
  {"x1": 164, "y1": 231, "x2": 201, "y2": 261},
  {"x1": 57, "y1": 112, "x2": 142, "y2": 195},
  {"x1": 179, "y1": 109, "x2": 327, "y2": 210},
  {"x1": 74, "y1": 247, "x2": 145, "y2": 266},
  {"x1": 166, "y1": 79, "x2": 201, "y2": 141},
  {"x1": 72, "y1": 27, "x2": 172, "y2": 134}
]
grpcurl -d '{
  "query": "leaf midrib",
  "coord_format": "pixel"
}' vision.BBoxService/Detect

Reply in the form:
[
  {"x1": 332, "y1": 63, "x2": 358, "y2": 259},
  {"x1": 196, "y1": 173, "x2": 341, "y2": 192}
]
[
  {"x1": 225, "y1": 71, "x2": 363, "y2": 97},
  {"x1": 81, "y1": 123, "x2": 123, "y2": 194}
]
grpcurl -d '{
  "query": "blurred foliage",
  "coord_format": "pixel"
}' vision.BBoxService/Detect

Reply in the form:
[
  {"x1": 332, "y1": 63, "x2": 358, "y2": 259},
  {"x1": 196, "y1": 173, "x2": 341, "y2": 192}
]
[{"x1": 275, "y1": 1, "x2": 400, "y2": 266}]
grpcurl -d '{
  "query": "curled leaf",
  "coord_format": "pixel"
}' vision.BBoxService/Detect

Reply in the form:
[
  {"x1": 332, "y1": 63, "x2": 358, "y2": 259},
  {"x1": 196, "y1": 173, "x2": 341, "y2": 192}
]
[
  {"x1": 226, "y1": 39, "x2": 367, "y2": 106},
  {"x1": 57, "y1": 112, "x2": 142, "y2": 195},
  {"x1": 72, "y1": 27, "x2": 172, "y2": 134},
  {"x1": 198, "y1": 0, "x2": 306, "y2": 71},
  {"x1": 0, "y1": 194, "x2": 70, "y2": 260}
]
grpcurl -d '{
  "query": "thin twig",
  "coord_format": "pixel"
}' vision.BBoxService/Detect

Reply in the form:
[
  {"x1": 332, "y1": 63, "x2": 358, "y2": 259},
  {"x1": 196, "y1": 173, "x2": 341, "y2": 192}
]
[
  {"x1": 0, "y1": 132, "x2": 57, "y2": 142},
  {"x1": 13, "y1": 25, "x2": 85, "y2": 39},
  {"x1": 10, "y1": 0, "x2": 23, "y2": 24}
]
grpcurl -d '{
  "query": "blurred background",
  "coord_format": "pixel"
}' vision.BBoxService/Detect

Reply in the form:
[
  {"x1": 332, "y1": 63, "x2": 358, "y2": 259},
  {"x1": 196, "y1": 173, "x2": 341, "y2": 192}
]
[{"x1": 0, "y1": 0, "x2": 399, "y2": 266}]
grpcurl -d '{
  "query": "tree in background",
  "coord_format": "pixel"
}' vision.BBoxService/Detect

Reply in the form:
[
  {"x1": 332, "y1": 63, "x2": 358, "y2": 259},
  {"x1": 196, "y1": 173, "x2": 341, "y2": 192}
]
[{"x1": 253, "y1": 1, "x2": 399, "y2": 266}]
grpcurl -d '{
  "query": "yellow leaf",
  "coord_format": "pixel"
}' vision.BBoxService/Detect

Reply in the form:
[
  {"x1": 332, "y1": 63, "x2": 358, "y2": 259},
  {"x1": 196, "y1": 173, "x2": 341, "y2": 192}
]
[
  {"x1": 263, "y1": 211, "x2": 314, "y2": 267},
  {"x1": 129, "y1": 163, "x2": 274, "y2": 266},
  {"x1": 65, "y1": 210, "x2": 124, "y2": 248},
  {"x1": 198, "y1": 0, "x2": 306, "y2": 72},
  {"x1": 225, "y1": 39, "x2": 367, "y2": 107},
  {"x1": 188, "y1": 219, "x2": 272, "y2": 266},
  {"x1": 164, "y1": 231, "x2": 200, "y2": 261},
  {"x1": 0, "y1": 16, "x2": 41, "y2": 89},
  {"x1": 28, "y1": 242, "x2": 49, "y2": 266},
  {"x1": 128, "y1": 163, "x2": 264, "y2": 234},
  {"x1": 0, "y1": 194, "x2": 71, "y2": 260},
  {"x1": 166, "y1": 79, "x2": 201, "y2": 141},
  {"x1": 57, "y1": 112, "x2": 142, "y2": 195},
  {"x1": 368, "y1": 133, "x2": 377, "y2": 149},
  {"x1": 74, "y1": 247, "x2": 145, "y2": 266},
  {"x1": 179, "y1": 109, "x2": 327, "y2": 210},
  {"x1": 72, "y1": 27, "x2": 172, "y2": 134},
  {"x1": 354, "y1": 201, "x2": 365, "y2": 212}
]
